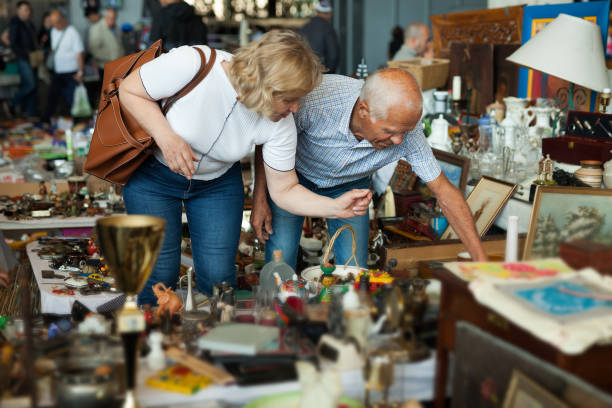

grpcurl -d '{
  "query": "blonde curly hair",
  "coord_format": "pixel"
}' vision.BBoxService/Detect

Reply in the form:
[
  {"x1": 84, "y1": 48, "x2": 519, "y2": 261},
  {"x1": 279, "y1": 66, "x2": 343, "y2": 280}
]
[{"x1": 229, "y1": 30, "x2": 324, "y2": 119}]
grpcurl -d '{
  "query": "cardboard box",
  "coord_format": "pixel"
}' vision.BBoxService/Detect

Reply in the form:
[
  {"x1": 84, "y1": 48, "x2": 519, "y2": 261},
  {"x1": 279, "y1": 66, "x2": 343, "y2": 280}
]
[{"x1": 387, "y1": 58, "x2": 450, "y2": 90}]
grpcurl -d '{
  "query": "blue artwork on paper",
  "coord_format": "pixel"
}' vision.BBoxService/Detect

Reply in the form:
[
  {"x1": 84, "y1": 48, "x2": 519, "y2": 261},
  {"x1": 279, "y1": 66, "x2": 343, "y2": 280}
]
[
  {"x1": 438, "y1": 160, "x2": 462, "y2": 189},
  {"x1": 514, "y1": 281, "x2": 612, "y2": 315}
]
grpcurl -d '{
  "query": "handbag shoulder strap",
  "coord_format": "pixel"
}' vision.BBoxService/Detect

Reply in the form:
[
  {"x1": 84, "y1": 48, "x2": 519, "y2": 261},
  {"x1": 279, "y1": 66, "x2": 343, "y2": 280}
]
[
  {"x1": 161, "y1": 47, "x2": 217, "y2": 116},
  {"x1": 52, "y1": 28, "x2": 67, "y2": 52}
]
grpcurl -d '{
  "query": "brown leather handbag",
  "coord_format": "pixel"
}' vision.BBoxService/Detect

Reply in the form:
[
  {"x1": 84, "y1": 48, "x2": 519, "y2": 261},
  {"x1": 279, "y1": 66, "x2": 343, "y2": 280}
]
[{"x1": 84, "y1": 40, "x2": 217, "y2": 185}]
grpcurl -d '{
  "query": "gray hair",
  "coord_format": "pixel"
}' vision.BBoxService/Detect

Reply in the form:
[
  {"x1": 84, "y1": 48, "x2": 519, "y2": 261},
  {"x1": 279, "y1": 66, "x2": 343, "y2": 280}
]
[
  {"x1": 359, "y1": 70, "x2": 422, "y2": 122},
  {"x1": 404, "y1": 23, "x2": 425, "y2": 41}
]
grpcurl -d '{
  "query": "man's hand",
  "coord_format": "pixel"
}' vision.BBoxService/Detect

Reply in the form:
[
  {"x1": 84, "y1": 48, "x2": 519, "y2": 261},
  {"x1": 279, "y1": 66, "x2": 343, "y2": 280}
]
[
  {"x1": 333, "y1": 189, "x2": 372, "y2": 218},
  {"x1": 156, "y1": 133, "x2": 199, "y2": 178},
  {"x1": 74, "y1": 72, "x2": 83, "y2": 83},
  {"x1": 0, "y1": 269, "x2": 9, "y2": 288},
  {"x1": 251, "y1": 197, "x2": 274, "y2": 241}
]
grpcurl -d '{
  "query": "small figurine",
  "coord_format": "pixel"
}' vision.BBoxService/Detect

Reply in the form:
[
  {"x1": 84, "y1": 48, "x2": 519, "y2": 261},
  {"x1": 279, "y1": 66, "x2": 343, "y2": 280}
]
[
  {"x1": 296, "y1": 361, "x2": 343, "y2": 408},
  {"x1": 152, "y1": 282, "x2": 183, "y2": 319},
  {"x1": 218, "y1": 289, "x2": 235, "y2": 323},
  {"x1": 318, "y1": 265, "x2": 337, "y2": 303},
  {"x1": 273, "y1": 272, "x2": 312, "y2": 303},
  {"x1": 147, "y1": 331, "x2": 167, "y2": 371}
]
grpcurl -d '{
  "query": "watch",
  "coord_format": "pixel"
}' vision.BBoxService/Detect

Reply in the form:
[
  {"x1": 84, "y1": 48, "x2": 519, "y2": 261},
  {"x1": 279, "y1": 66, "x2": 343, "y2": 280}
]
[{"x1": 77, "y1": 71, "x2": 83, "y2": 76}]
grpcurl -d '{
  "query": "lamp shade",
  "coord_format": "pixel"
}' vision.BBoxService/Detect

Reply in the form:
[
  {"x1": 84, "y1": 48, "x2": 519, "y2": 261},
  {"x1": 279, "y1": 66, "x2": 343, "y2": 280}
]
[{"x1": 506, "y1": 13, "x2": 609, "y2": 92}]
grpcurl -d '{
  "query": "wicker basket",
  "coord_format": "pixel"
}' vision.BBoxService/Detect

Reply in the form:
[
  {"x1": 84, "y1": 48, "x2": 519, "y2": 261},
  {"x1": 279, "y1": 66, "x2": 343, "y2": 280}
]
[{"x1": 387, "y1": 57, "x2": 450, "y2": 90}]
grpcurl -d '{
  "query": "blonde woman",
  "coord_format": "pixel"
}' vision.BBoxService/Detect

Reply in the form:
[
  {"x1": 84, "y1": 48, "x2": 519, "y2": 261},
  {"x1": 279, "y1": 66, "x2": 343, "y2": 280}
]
[{"x1": 119, "y1": 30, "x2": 371, "y2": 306}]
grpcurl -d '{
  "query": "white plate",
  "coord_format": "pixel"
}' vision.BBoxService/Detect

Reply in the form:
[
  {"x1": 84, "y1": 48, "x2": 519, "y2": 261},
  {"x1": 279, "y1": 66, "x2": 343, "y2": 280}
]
[
  {"x1": 301, "y1": 265, "x2": 365, "y2": 282},
  {"x1": 64, "y1": 276, "x2": 88, "y2": 289}
]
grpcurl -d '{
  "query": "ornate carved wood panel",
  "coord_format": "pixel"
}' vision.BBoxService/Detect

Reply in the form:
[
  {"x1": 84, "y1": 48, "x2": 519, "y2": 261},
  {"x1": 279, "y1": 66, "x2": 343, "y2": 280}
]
[{"x1": 430, "y1": 6, "x2": 523, "y2": 58}]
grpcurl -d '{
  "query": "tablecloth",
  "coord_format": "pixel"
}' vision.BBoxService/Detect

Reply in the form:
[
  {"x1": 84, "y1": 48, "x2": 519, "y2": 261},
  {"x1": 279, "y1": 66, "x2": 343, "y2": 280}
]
[{"x1": 27, "y1": 241, "x2": 124, "y2": 315}]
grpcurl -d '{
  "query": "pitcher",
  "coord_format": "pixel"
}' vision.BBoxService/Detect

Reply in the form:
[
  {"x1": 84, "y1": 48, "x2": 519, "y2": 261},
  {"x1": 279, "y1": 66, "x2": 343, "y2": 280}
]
[{"x1": 503, "y1": 97, "x2": 534, "y2": 128}]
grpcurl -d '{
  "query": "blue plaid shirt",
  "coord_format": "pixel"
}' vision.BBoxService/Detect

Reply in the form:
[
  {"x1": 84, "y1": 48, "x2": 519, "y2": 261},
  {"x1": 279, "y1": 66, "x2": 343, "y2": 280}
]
[{"x1": 294, "y1": 74, "x2": 441, "y2": 188}]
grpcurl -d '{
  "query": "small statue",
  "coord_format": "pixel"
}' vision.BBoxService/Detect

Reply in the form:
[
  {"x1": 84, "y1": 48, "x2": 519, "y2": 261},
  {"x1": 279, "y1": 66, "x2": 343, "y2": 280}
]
[
  {"x1": 39, "y1": 181, "x2": 48, "y2": 197},
  {"x1": 152, "y1": 282, "x2": 183, "y2": 319},
  {"x1": 318, "y1": 265, "x2": 337, "y2": 303},
  {"x1": 273, "y1": 272, "x2": 311, "y2": 303},
  {"x1": 218, "y1": 289, "x2": 235, "y2": 323},
  {"x1": 296, "y1": 360, "x2": 343, "y2": 408}
]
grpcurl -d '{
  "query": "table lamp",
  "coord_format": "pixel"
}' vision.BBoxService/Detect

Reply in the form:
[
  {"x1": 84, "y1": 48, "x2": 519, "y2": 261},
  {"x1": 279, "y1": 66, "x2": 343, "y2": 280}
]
[{"x1": 506, "y1": 13, "x2": 609, "y2": 111}]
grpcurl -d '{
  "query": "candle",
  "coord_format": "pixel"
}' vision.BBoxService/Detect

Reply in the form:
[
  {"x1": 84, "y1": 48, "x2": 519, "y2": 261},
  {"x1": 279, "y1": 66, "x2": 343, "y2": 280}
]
[
  {"x1": 505, "y1": 215, "x2": 519, "y2": 262},
  {"x1": 452, "y1": 76, "x2": 461, "y2": 101}
]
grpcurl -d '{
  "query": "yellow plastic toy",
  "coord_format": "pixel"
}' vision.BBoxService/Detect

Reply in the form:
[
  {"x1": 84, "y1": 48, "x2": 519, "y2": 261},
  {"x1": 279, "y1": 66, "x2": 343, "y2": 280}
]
[{"x1": 146, "y1": 365, "x2": 212, "y2": 395}]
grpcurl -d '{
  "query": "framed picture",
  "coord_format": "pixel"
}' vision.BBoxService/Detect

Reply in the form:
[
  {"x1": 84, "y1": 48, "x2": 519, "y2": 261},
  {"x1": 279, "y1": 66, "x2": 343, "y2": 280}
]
[
  {"x1": 503, "y1": 370, "x2": 569, "y2": 408},
  {"x1": 441, "y1": 176, "x2": 517, "y2": 240},
  {"x1": 518, "y1": 2, "x2": 610, "y2": 111},
  {"x1": 524, "y1": 186, "x2": 612, "y2": 260},
  {"x1": 432, "y1": 148, "x2": 470, "y2": 194}
]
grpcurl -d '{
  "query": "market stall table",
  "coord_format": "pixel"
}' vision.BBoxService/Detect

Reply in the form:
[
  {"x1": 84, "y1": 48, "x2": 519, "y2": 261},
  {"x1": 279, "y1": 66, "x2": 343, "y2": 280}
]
[
  {"x1": 431, "y1": 265, "x2": 612, "y2": 408},
  {"x1": 26, "y1": 241, "x2": 123, "y2": 315},
  {"x1": 1, "y1": 214, "x2": 104, "y2": 231},
  {"x1": 135, "y1": 355, "x2": 438, "y2": 407}
]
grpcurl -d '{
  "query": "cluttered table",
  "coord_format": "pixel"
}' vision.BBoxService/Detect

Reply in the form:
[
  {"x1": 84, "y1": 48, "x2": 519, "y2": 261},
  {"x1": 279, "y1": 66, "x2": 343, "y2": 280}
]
[
  {"x1": 431, "y1": 262, "x2": 612, "y2": 408},
  {"x1": 134, "y1": 356, "x2": 437, "y2": 407},
  {"x1": 0, "y1": 214, "x2": 104, "y2": 231},
  {"x1": 26, "y1": 241, "x2": 124, "y2": 315}
]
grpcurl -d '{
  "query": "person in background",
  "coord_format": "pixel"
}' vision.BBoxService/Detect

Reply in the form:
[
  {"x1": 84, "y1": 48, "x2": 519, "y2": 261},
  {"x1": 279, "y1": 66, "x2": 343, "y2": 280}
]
[
  {"x1": 38, "y1": 11, "x2": 52, "y2": 57},
  {"x1": 392, "y1": 22, "x2": 429, "y2": 61},
  {"x1": 42, "y1": 9, "x2": 84, "y2": 123},
  {"x1": 149, "y1": 0, "x2": 207, "y2": 50},
  {"x1": 300, "y1": 0, "x2": 339, "y2": 73},
  {"x1": 251, "y1": 69, "x2": 487, "y2": 269},
  {"x1": 89, "y1": 7, "x2": 123, "y2": 80},
  {"x1": 118, "y1": 30, "x2": 371, "y2": 306},
  {"x1": 83, "y1": 6, "x2": 100, "y2": 48},
  {"x1": 388, "y1": 25, "x2": 403, "y2": 60},
  {"x1": 9, "y1": 0, "x2": 38, "y2": 117}
]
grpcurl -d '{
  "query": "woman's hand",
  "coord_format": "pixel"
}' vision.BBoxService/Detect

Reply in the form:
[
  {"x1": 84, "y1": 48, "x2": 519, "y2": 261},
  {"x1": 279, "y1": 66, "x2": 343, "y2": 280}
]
[
  {"x1": 333, "y1": 189, "x2": 372, "y2": 218},
  {"x1": 155, "y1": 133, "x2": 200, "y2": 178}
]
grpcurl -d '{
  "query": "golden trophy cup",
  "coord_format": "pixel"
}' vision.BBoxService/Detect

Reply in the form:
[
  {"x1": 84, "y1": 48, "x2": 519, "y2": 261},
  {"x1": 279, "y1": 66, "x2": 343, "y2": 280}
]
[{"x1": 96, "y1": 215, "x2": 165, "y2": 408}]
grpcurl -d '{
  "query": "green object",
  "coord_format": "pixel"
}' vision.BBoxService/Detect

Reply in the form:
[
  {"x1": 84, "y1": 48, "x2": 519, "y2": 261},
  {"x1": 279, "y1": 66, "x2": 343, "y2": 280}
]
[
  {"x1": 423, "y1": 117, "x2": 432, "y2": 137},
  {"x1": 70, "y1": 84, "x2": 93, "y2": 118},
  {"x1": 320, "y1": 263, "x2": 336, "y2": 274},
  {"x1": 0, "y1": 316, "x2": 6, "y2": 329},
  {"x1": 244, "y1": 391, "x2": 363, "y2": 408},
  {"x1": 65, "y1": 130, "x2": 73, "y2": 161},
  {"x1": 234, "y1": 289, "x2": 253, "y2": 301}
]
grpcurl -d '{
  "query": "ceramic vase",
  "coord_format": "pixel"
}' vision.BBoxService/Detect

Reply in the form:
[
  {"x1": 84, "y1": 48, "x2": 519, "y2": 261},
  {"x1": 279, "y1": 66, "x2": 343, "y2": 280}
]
[{"x1": 575, "y1": 160, "x2": 603, "y2": 188}]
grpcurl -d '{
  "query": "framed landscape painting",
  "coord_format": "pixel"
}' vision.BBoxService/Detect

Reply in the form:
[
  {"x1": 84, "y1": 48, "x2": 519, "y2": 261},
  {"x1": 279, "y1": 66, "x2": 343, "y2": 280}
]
[
  {"x1": 441, "y1": 176, "x2": 516, "y2": 240},
  {"x1": 433, "y1": 148, "x2": 470, "y2": 194},
  {"x1": 524, "y1": 186, "x2": 612, "y2": 260}
]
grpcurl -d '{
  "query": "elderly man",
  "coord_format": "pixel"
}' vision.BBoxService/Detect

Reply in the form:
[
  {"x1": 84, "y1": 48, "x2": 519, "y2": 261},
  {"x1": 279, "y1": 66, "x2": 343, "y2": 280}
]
[
  {"x1": 392, "y1": 22, "x2": 429, "y2": 61},
  {"x1": 88, "y1": 7, "x2": 123, "y2": 76},
  {"x1": 251, "y1": 69, "x2": 487, "y2": 269},
  {"x1": 42, "y1": 9, "x2": 84, "y2": 123}
]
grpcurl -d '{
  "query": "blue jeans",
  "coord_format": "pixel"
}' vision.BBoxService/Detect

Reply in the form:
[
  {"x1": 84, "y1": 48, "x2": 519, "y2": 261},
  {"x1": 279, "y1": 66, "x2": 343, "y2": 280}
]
[
  {"x1": 123, "y1": 156, "x2": 244, "y2": 305},
  {"x1": 12, "y1": 59, "x2": 37, "y2": 116},
  {"x1": 265, "y1": 173, "x2": 370, "y2": 270}
]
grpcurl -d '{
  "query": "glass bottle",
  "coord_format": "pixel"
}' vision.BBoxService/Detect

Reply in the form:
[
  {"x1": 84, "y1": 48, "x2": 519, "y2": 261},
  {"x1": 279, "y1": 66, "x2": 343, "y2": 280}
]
[{"x1": 252, "y1": 238, "x2": 265, "y2": 270}]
